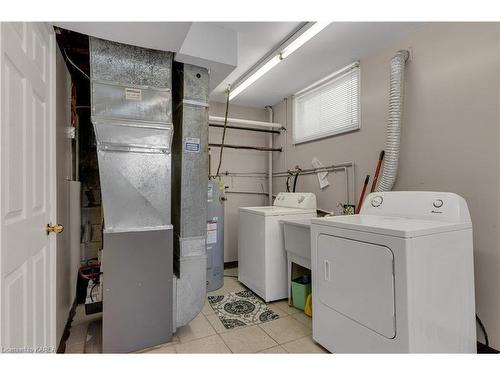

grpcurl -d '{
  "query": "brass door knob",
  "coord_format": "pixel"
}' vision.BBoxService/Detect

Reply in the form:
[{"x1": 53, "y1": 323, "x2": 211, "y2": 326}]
[{"x1": 47, "y1": 223, "x2": 64, "y2": 235}]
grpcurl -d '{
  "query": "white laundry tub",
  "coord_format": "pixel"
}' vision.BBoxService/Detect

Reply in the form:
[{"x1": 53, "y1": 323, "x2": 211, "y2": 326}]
[{"x1": 281, "y1": 218, "x2": 313, "y2": 304}]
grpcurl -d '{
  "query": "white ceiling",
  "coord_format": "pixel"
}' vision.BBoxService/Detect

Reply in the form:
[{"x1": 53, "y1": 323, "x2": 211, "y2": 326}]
[
  {"x1": 54, "y1": 22, "x2": 193, "y2": 51},
  {"x1": 54, "y1": 22, "x2": 424, "y2": 108},
  {"x1": 221, "y1": 22, "x2": 424, "y2": 108},
  {"x1": 208, "y1": 22, "x2": 303, "y2": 101},
  {"x1": 53, "y1": 22, "x2": 239, "y2": 91}
]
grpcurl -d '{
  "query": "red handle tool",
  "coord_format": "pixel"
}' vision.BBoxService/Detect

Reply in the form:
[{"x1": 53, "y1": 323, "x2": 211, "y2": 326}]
[
  {"x1": 355, "y1": 174, "x2": 370, "y2": 214},
  {"x1": 370, "y1": 150, "x2": 385, "y2": 193}
]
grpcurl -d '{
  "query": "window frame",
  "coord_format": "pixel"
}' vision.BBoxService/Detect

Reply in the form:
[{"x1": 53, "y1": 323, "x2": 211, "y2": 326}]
[{"x1": 292, "y1": 62, "x2": 361, "y2": 145}]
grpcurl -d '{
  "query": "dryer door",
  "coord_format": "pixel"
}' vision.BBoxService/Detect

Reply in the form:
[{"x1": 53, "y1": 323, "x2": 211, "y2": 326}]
[{"x1": 317, "y1": 234, "x2": 395, "y2": 339}]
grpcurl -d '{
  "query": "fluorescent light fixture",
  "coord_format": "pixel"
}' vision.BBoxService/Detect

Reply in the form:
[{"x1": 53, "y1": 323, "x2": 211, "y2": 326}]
[
  {"x1": 229, "y1": 55, "x2": 281, "y2": 101},
  {"x1": 229, "y1": 22, "x2": 330, "y2": 101},
  {"x1": 280, "y1": 21, "x2": 330, "y2": 59}
]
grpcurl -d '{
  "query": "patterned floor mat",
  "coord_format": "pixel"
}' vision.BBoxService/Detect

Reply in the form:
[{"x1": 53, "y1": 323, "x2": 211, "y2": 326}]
[{"x1": 208, "y1": 289, "x2": 280, "y2": 329}]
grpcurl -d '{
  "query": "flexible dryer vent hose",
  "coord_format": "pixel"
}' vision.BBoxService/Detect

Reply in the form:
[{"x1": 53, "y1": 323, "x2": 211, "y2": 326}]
[{"x1": 377, "y1": 50, "x2": 410, "y2": 192}]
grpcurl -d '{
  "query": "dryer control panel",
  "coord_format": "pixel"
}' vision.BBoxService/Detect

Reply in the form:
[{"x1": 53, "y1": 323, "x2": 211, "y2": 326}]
[
  {"x1": 360, "y1": 191, "x2": 471, "y2": 224},
  {"x1": 274, "y1": 192, "x2": 317, "y2": 210}
]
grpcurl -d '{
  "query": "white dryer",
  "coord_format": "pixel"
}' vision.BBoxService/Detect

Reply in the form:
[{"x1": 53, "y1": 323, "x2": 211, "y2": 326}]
[
  {"x1": 238, "y1": 192, "x2": 317, "y2": 302},
  {"x1": 311, "y1": 191, "x2": 476, "y2": 353}
]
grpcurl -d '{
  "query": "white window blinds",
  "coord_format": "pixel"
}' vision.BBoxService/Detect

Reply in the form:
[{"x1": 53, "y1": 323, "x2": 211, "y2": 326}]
[{"x1": 292, "y1": 62, "x2": 360, "y2": 144}]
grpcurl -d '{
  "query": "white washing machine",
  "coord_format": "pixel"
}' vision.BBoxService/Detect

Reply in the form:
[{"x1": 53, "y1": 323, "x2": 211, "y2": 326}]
[
  {"x1": 311, "y1": 191, "x2": 476, "y2": 353},
  {"x1": 238, "y1": 192, "x2": 317, "y2": 302}
]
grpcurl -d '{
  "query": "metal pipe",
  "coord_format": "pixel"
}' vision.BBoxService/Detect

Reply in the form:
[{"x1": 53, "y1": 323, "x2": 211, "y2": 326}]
[
  {"x1": 216, "y1": 161, "x2": 355, "y2": 210},
  {"x1": 273, "y1": 162, "x2": 354, "y2": 210},
  {"x1": 350, "y1": 162, "x2": 356, "y2": 205},
  {"x1": 209, "y1": 143, "x2": 282, "y2": 152},
  {"x1": 225, "y1": 190, "x2": 268, "y2": 196},
  {"x1": 274, "y1": 167, "x2": 351, "y2": 208},
  {"x1": 272, "y1": 161, "x2": 354, "y2": 177},
  {"x1": 266, "y1": 106, "x2": 274, "y2": 205},
  {"x1": 209, "y1": 115, "x2": 282, "y2": 129},
  {"x1": 211, "y1": 172, "x2": 267, "y2": 178},
  {"x1": 342, "y1": 167, "x2": 349, "y2": 205},
  {"x1": 209, "y1": 123, "x2": 280, "y2": 135}
]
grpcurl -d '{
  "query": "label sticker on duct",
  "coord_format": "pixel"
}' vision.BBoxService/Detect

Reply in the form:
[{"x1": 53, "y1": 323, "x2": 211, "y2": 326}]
[
  {"x1": 125, "y1": 88, "x2": 142, "y2": 101},
  {"x1": 208, "y1": 184, "x2": 214, "y2": 202},
  {"x1": 207, "y1": 221, "x2": 217, "y2": 244},
  {"x1": 184, "y1": 137, "x2": 200, "y2": 153}
]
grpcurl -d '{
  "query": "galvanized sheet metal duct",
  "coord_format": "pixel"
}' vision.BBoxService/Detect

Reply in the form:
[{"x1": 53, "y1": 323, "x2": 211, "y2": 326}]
[
  {"x1": 377, "y1": 50, "x2": 410, "y2": 192},
  {"x1": 172, "y1": 62, "x2": 209, "y2": 327},
  {"x1": 90, "y1": 38, "x2": 174, "y2": 231},
  {"x1": 90, "y1": 37, "x2": 174, "y2": 352}
]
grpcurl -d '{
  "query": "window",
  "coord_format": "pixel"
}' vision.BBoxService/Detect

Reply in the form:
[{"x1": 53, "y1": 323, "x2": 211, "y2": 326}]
[{"x1": 292, "y1": 62, "x2": 360, "y2": 144}]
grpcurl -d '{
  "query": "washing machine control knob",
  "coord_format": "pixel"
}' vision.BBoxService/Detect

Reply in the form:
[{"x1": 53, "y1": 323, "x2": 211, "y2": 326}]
[
  {"x1": 371, "y1": 195, "x2": 383, "y2": 207},
  {"x1": 433, "y1": 199, "x2": 444, "y2": 208}
]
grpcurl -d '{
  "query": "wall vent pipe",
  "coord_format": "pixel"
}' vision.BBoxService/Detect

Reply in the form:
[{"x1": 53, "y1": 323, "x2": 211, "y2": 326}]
[{"x1": 377, "y1": 50, "x2": 410, "y2": 192}]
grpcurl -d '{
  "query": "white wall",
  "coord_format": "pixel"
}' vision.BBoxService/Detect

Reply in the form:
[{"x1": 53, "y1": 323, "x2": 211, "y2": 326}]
[
  {"x1": 272, "y1": 22, "x2": 500, "y2": 348},
  {"x1": 209, "y1": 102, "x2": 269, "y2": 262}
]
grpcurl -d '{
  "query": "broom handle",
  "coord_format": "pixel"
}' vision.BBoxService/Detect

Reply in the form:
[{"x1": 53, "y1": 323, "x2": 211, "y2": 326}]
[
  {"x1": 370, "y1": 150, "x2": 385, "y2": 193},
  {"x1": 355, "y1": 174, "x2": 370, "y2": 214}
]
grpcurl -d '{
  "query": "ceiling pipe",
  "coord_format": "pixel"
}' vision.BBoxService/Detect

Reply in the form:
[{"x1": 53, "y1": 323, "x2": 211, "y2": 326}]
[
  {"x1": 209, "y1": 123, "x2": 280, "y2": 135},
  {"x1": 209, "y1": 115, "x2": 282, "y2": 129}
]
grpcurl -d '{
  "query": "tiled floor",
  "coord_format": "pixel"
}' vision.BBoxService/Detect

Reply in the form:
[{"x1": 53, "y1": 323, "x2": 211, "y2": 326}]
[
  {"x1": 64, "y1": 268, "x2": 328, "y2": 354},
  {"x1": 64, "y1": 306, "x2": 102, "y2": 353}
]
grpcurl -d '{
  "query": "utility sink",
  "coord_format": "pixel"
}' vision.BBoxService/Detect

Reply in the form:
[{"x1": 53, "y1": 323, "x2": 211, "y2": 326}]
[
  {"x1": 281, "y1": 218, "x2": 314, "y2": 304},
  {"x1": 282, "y1": 218, "x2": 313, "y2": 267}
]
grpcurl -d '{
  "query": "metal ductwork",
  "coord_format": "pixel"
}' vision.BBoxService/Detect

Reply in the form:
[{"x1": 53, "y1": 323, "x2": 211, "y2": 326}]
[
  {"x1": 90, "y1": 37, "x2": 179, "y2": 353},
  {"x1": 90, "y1": 38, "x2": 211, "y2": 348},
  {"x1": 172, "y1": 62, "x2": 209, "y2": 327},
  {"x1": 377, "y1": 50, "x2": 410, "y2": 192}
]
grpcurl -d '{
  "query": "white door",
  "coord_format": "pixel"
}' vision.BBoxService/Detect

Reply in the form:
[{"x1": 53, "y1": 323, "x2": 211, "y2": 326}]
[
  {"x1": 0, "y1": 22, "x2": 57, "y2": 353},
  {"x1": 317, "y1": 234, "x2": 395, "y2": 339}
]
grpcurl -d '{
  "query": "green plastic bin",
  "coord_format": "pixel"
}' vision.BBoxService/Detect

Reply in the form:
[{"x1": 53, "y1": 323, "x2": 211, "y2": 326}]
[{"x1": 291, "y1": 275, "x2": 312, "y2": 310}]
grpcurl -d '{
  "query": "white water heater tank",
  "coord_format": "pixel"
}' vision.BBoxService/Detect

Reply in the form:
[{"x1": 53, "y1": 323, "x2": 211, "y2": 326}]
[{"x1": 206, "y1": 180, "x2": 225, "y2": 292}]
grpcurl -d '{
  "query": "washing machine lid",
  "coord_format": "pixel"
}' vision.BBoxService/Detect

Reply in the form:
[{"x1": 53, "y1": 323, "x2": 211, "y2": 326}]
[
  {"x1": 311, "y1": 215, "x2": 471, "y2": 238},
  {"x1": 240, "y1": 206, "x2": 317, "y2": 217},
  {"x1": 274, "y1": 192, "x2": 317, "y2": 210}
]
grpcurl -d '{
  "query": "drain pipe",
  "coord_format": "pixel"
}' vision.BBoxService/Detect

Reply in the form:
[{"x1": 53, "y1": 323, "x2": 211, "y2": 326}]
[
  {"x1": 377, "y1": 50, "x2": 410, "y2": 192},
  {"x1": 266, "y1": 106, "x2": 274, "y2": 205}
]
